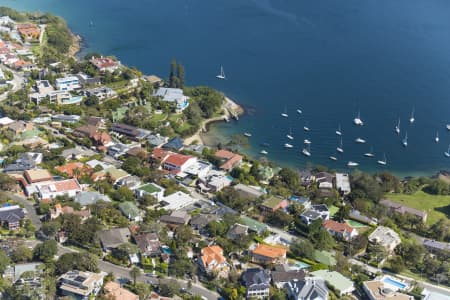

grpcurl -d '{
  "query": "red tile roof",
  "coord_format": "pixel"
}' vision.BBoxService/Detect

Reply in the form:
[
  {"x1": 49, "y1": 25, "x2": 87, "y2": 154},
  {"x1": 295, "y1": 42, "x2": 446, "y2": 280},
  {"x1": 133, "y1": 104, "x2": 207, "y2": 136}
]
[
  {"x1": 252, "y1": 244, "x2": 286, "y2": 258},
  {"x1": 164, "y1": 153, "x2": 193, "y2": 167},
  {"x1": 323, "y1": 220, "x2": 354, "y2": 234},
  {"x1": 215, "y1": 149, "x2": 243, "y2": 171},
  {"x1": 151, "y1": 148, "x2": 170, "y2": 161},
  {"x1": 201, "y1": 246, "x2": 226, "y2": 269}
]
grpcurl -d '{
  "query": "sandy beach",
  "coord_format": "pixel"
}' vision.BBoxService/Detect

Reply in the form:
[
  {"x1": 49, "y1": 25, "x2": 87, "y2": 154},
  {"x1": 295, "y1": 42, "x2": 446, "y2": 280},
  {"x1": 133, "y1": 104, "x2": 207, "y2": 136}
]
[{"x1": 184, "y1": 96, "x2": 244, "y2": 146}]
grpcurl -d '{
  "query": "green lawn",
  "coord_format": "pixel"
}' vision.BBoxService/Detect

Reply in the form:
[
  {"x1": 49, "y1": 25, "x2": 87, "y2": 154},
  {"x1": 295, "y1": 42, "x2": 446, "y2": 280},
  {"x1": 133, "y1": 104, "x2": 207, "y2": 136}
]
[{"x1": 385, "y1": 191, "x2": 450, "y2": 225}]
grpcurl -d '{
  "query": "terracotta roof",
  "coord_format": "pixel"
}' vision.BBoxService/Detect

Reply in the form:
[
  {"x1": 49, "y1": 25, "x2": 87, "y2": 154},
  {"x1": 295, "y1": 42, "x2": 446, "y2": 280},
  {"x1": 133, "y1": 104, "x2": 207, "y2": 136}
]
[
  {"x1": 50, "y1": 179, "x2": 81, "y2": 192},
  {"x1": 24, "y1": 169, "x2": 53, "y2": 183},
  {"x1": 55, "y1": 162, "x2": 91, "y2": 177},
  {"x1": 215, "y1": 149, "x2": 243, "y2": 171},
  {"x1": 201, "y1": 245, "x2": 226, "y2": 268},
  {"x1": 215, "y1": 149, "x2": 236, "y2": 159},
  {"x1": 91, "y1": 57, "x2": 118, "y2": 69},
  {"x1": 252, "y1": 244, "x2": 286, "y2": 258},
  {"x1": 164, "y1": 153, "x2": 193, "y2": 167},
  {"x1": 323, "y1": 220, "x2": 354, "y2": 234},
  {"x1": 104, "y1": 281, "x2": 139, "y2": 300},
  {"x1": 151, "y1": 148, "x2": 170, "y2": 161}
]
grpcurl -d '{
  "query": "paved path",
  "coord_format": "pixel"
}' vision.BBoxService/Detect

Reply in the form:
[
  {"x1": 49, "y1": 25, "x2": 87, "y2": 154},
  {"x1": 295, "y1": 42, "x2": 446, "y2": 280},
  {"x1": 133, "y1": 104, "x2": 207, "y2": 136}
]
[{"x1": 0, "y1": 65, "x2": 25, "y2": 101}]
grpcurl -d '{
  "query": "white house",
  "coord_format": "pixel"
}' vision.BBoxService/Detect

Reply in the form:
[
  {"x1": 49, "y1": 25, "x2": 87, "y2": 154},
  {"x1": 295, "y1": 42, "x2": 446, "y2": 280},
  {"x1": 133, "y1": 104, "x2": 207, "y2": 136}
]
[
  {"x1": 322, "y1": 220, "x2": 358, "y2": 241},
  {"x1": 368, "y1": 226, "x2": 401, "y2": 253},
  {"x1": 55, "y1": 76, "x2": 80, "y2": 91},
  {"x1": 36, "y1": 179, "x2": 82, "y2": 201},
  {"x1": 160, "y1": 191, "x2": 198, "y2": 210},
  {"x1": 335, "y1": 173, "x2": 351, "y2": 195}
]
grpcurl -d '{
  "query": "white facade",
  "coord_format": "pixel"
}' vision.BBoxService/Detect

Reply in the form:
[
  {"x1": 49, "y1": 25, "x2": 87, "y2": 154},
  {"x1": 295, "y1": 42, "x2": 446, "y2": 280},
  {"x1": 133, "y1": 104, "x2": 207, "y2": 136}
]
[
  {"x1": 161, "y1": 191, "x2": 198, "y2": 210},
  {"x1": 56, "y1": 76, "x2": 80, "y2": 91},
  {"x1": 336, "y1": 173, "x2": 351, "y2": 195}
]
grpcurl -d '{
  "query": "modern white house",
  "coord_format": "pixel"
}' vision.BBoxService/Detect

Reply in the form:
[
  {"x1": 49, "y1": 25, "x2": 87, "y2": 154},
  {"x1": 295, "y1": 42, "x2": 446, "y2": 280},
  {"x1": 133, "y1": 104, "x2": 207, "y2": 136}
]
[
  {"x1": 153, "y1": 87, "x2": 190, "y2": 111},
  {"x1": 368, "y1": 226, "x2": 401, "y2": 253},
  {"x1": 55, "y1": 76, "x2": 80, "y2": 91},
  {"x1": 335, "y1": 173, "x2": 351, "y2": 195}
]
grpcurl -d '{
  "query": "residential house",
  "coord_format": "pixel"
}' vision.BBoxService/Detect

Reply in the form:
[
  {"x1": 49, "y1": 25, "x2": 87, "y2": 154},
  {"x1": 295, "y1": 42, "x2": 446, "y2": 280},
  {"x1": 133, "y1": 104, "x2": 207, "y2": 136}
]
[
  {"x1": 162, "y1": 137, "x2": 184, "y2": 151},
  {"x1": 322, "y1": 219, "x2": 358, "y2": 241},
  {"x1": 349, "y1": 209, "x2": 378, "y2": 226},
  {"x1": 363, "y1": 279, "x2": 413, "y2": 300},
  {"x1": 61, "y1": 147, "x2": 96, "y2": 161},
  {"x1": 198, "y1": 171, "x2": 233, "y2": 192},
  {"x1": 215, "y1": 149, "x2": 243, "y2": 172},
  {"x1": 0, "y1": 116, "x2": 14, "y2": 127},
  {"x1": 111, "y1": 123, "x2": 148, "y2": 140},
  {"x1": 49, "y1": 204, "x2": 91, "y2": 221},
  {"x1": 91, "y1": 167, "x2": 129, "y2": 183},
  {"x1": 422, "y1": 239, "x2": 450, "y2": 255},
  {"x1": 52, "y1": 114, "x2": 81, "y2": 123},
  {"x1": 189, "y1": 214, "x2": 216, "y2": 234},
  {"x1": 316, "y1": 172, "x2": 334, "y2": 189},
  {"x1": 75, "y1": 73, "x2": 101, "y2": 87},
  {"x1": 160, "y1": 191, "x2": 198, "y2": 210},
  {"x1": 311, "y1": 270, "x2": 355, "y2": 296},
  {"x1": 84, "y1": 86, "x2": 116, "y2": 100},
  {"x1": 233, "y1": 183, "x2": 265, "y2": 200},
  {"x1": 227, "y1": 223, "x2": 249, "y2": 241},
  {"x1": 136, "y1": 183, "x2": 165, "y2": 201},
  {"x1": 55, "y1": 162, "x2": 91, "y2": 178},
  {"x1": 134, "y1": 232, "x2": 161, "y2": 257},
  {"x1": 161, "y1": 153, "x2": 197, "y2": 175},
  {"x1": 98, "y1": 227, "x2": 131, "y2": 251},
  {"x1": 241, "y1": 268, "x2": 271, "y2": 299},
  {"x1": 35, "y1": 179, "x2": 82, "y2": 201},
  {"x1": 107, "y1": 142, "x2": 132, "y2": 158},
  {"x1": 115, "y1": 175, "x2": 142, "y2": 190},
  {"x1": 380, "y1": 199, "x2": 427, "y2": 223},
  {"x1": 103, "y1": 281, "x2": 139, "y2": 300},
  {"x1": 74, "y1": 191, "x2": 110, "y2": 207},
  {"x1": 299, "y1": 170, "x2": 315, "y2": 186},
  {"x1": 24, "y1": 169, "x2": 53, "y2": 184},
  {"x1": 58, "y1": 270, "x2": 106, "y2": 300},
  {"x1": 199, "y1": 245, "x2": 229, "y2": 277},
  {"x1": 90, "y1": 56, "x2": 121, "y2": 72},
  {"x1": 0, "y1": 205, "x2": 25, "y2": 230},
  {"x1": 368, "y1": 226, "x2": 401, "y2": 253},
  {"x1": 250, "y1": 243, "x2": 287, "y2": 265},
  {"x1": 8, "y1": 120, "x2": 33, "y2": 135},
  {"x1": 153, "y1": 87, "x2": 190, "y2": 111},
  {"x1": 300, "y1": 204, "x2": 330, "y2": 225},
  {"x1": 289, "y1": 195, "x2": 311, "y2": 209},
  {"x1": 260, "y1": 196, "x2": 289, "y2": 215},
  {"x1": 8, "y1": 262, "x2": 43, "y2": 282},
  {"x1": 271, "y1": 270, "x2": 305, "y2": 289},
  {"x1": 257, "y1": 165, "x2": 276, "y2": 182},
  {"x1": 147, "y1": 133, "x2": 168, "y2": 148},
  {"x1": 126, "y1": 146, "x2": 147, "y2": 159},
  {"x1": 86, "y1": 116, "x2": 106, "y2": 129},
  {"x1": 286, "y1": 278, "x2": 329, "y2": 300},
  {"x1": 19, "y1": 152, "x2": 43, "y2": 165},
  {"x1": 160, "y1": 210, "x2": 191, "y2": 227},
  {"x1": 335, "y1": 173, "x2": 351, "y2": 195},
  {"x1": 240, "y1": 216, "x2": 268, "y2": 235},
  {"x1": 118, "y1": 202, "x2": 142, "y2": 222},
  {"x1": 17, "y1": 23, "x2": 40, "y2": 40},
  {"x1": 55, "y1": 76, "x2": 80, "y2": 91}
]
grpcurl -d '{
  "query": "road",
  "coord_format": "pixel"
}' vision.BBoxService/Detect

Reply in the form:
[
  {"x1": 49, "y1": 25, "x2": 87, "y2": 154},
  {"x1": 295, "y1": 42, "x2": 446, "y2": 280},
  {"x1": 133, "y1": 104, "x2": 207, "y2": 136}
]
[{"x1": 0, "y1": 65, "x2": 25, "y2": 101}]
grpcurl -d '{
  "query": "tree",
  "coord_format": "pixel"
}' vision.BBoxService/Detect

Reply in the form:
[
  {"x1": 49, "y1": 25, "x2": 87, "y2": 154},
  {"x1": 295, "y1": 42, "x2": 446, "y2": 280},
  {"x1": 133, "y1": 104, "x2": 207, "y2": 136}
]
[
  {"x1": 388, "y1": 255, "x2": 405, "y2": 273},
  {"x1": 55, "y1": 252, "x2": 99, "y2": 275},
  {"x1": 177, "y1": 63, "x2": 185, "y2": 88},
  {"x1": 335, "y1": 205, "x2": 350, "y2": 222},
  {"x1": 130, "y1": 266, "x2": 142, "y2": 285},
  {"x1": 11, "y1": 246, "x2": 33, "y2": 263},
  {"x1": 266, "y1": 210, "x2": 293, "y2": 228},
  {"x1": 112, "y1": 186, "x2": 136, "y2": 202},
  {"x1": 0, "y1": 173, "x2": 16, "y2": 190},
  {"x1": 159, "y1": 280, "x2": 180, "y2": 297},
  {"x1": 133, "y1": 282, "x2": 151, "y2": 300},
  {"x1": 33, "y1": 240, "x2": 57, "y2": 262},
  {"x1": 290, "y1": 239, "x2": 314, "y2": 259},
  {"x1": 175, "y1": 225, "x2": 193, "y2": 245},
  {"x1": 0, "y1": 250, "x2": 10, "y2": 273},
  {"x1": 169, "y1": 59, "x2": 178, "y2": 88}
]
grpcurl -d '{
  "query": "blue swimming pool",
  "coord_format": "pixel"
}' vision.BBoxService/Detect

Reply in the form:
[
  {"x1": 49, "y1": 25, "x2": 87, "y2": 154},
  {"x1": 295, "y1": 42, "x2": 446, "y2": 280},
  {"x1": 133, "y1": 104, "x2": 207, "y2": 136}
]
[
  {"x1": 383, "y1": 277, "x2": 407, "y2": 290},
  {"x1": 293, "y1": 261, "x2": 310, "y2": 269},
  {"x1": 161, "y1": 247, "x2": 173, "y2": 255}
]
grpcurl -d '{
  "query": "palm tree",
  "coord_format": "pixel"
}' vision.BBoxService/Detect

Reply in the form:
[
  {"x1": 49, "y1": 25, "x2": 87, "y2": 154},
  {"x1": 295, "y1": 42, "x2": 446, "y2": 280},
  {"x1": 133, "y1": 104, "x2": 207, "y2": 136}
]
[{"x1": 130, "y1": 266, "x2": 142, "y2": 286}]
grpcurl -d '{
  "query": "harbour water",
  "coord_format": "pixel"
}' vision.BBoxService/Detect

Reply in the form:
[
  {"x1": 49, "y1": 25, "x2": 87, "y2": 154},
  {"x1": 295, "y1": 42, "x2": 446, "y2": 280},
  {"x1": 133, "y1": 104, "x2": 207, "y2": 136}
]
[{"x1": 4, "y1": 0, "x2": 450, "y2": 176}]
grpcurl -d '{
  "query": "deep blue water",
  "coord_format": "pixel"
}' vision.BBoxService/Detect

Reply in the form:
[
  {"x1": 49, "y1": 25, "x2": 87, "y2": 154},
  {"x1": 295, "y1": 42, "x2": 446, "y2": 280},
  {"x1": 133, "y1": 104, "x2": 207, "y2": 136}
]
[{"x1": 3, "y1": 0, "x2": 450, "y2": 176}]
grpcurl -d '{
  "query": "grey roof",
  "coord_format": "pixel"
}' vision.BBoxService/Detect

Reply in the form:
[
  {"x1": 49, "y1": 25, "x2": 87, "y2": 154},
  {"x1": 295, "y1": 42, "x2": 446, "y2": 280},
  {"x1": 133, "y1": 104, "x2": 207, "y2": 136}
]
[
  {"x1": 3, "y1": 161, "x2": 35, "y2": 172},
  {"x1": 189, "y1": 214, "x2": 216, "y2": 229},
  {"x1": 423, "y1": 239, "x2": 450, "y2": 252},
  {"x1": 0, "y1": 207, "x2": 25, "y2": 223},
  {"x1": 74, "y1": 191, "x2": 110, "y2": 206},
  {"x1": 241, "y1": 268, "x2": 271, "y2": 291},
  {"x1": 61, "y1": 147, "x2": 96, "y2": 158},
  {"x1": 163, "y1": 137, "x2": 184, "y2": 151},
  {"x1": 233, "y1": 184, "x2": 264, "y2": 198},
  {"x1": 380, "y1": 199, "x2": 427, "y2": 219},
  {"x1": 272, "y1": 270, "x2": 305, "y2": 284},
  {"x1": 311, "y1": 204, "x2": 328, "y2": 212},
  {"x1": 99, "y1": 228, "x2": 131, "y2": 249},
  {"x1": 227, "y1": 223, "x2": 249, "y2": 237},
  {"x1": 147, "y1": 133, "x2": 167, "y2": 146},
  {"x1": 14, "y1": 263, "x2": 43, "y2": 282},
  {"x1": 134, "y1": 232, "x2": 160, "y2": 256},
  {"x1": 301, "y1": 210, "x2": 321, "y2": 220},
  {"x1": 287, "y1": 278, "x2": 329, "y2": 300},
  {"x1": 153, "y1": 87, "x2": 185, "y2": 102}
]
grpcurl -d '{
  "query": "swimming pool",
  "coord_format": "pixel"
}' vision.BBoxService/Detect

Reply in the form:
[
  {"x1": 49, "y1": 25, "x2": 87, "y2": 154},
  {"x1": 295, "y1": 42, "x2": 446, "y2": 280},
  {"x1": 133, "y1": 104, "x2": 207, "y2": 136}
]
[
  {"x1": 383, "y1": 276, "x2": 407, "y2": 290},
  {"x1": 293, "y1": 261, "x2": 310, "y2": 269}
]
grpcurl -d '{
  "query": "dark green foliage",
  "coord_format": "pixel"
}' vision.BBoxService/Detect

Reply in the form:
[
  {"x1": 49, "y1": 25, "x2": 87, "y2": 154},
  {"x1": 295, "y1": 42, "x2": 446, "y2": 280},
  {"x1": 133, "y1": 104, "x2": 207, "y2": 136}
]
[
  {"x1": 55, "y1": 252, "x2": 99, "y2": 275},
  {"x1": 33, "y1": 240, "x2": 58, "y2": 262},
  {"x1": 290, "y1": 239, "x2": 314, "y2": 259}
]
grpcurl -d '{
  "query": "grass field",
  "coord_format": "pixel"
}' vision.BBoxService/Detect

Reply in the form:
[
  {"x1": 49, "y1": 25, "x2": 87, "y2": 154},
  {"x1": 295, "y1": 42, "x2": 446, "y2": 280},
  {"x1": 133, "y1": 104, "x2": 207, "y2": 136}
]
[{"x1": 385, "y1": 191, "x2": 450, "y2": 225}]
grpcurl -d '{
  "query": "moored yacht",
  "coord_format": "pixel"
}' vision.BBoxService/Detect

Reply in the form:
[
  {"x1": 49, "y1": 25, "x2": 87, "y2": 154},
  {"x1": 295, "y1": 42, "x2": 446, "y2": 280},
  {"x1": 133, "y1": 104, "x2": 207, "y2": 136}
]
[
  {"x1": 364, "y1": 146, "x2": 374, "y2": 157},
  {"x1": 395, "y1": 119, "x2": 400, "y2": 134},
  {"x1": 281, "y1": 107, "x2": 288, "y2": 118},
  {"x1": 347, "y1": 161, "x2": 359, "y2": 167},
  {"x1": 409, "y1": 108, "x2": 415, "y2": 124},
  {"x1": 244, "y1": 132, "x2": 252, "y2": 137},
  {"x1": 304, "y1": 139, "x2": 311, "y2": 144},
  {"x1": 353, "y1": 111, "x2": 364, "y2": 126},
  {"x1": 336, "y1": 124, "x2": 342, "y2": 136},
  {"x1": 445, "y1": 145, "x2": 450, "y2": 157},
  {"x1": 402, "y1": 132, "x2": 408, "y2": 147},
  {"x1": 337, "y1": 138, "x2": 344, "y2": 153},
  {"x1": 329, "y1": 156, "x2": 337, "y2": 161},
  {"x1": 216, "y1": 66, "x2": 226, "y2": 80},
  {"x1": 302, "y1": 144, "x2": 311, "y2": 157},
  {"x1": 355, "y1": 137, "x2": 366, "y2": 144},
  {"x1": 297, "y1": 109, "x2": 302, "y2": 114},
  {"x1": 377, "y1": 153, "x2": 387, "y2": 165},
  {"x1": 260, "y1": 150, "x2": 268, "y2": 155},
  {"x1": 286, "y1": 128, "x2": 294, "y2": 140},
  {"x1": 435, "y1": 132, "x2": 439, "y2": 143},
  {"x1": 284, "y1": 143, "x2": 293, "y2": 148}
]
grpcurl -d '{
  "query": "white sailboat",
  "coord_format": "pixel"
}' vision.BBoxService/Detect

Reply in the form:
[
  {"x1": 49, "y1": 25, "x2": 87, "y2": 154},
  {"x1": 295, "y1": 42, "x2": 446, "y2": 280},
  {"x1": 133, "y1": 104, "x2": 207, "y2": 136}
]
[
  {"x1": 281, "y1": 107, "x2": 288, "y2": 118},
  {"x1": 260, "y1": 150, "x2": 268, "y2": 155},
  {"x1": 329, "y1": 156, "x2": 337, "y2": 161},
  {"x1": 286, "y1": 128, "x2": 294, "y2": 140},
  {"x1": 304, "y1": 139, "x2": 311, "y2": 144},
  {"x1": 447, "y1": 124, "x2": 450, "y2": 131},
  {"x1": 353, "y1": 111, "x2": 364, "y2": 126},
  {"x1": 355, "y1": 137, "x2": 366, "y2": 144},
  {"x1": 336, "y1": 124, "x2": 342, "y2": 136},
  {"x1": 364, "y1": 146, "x2": 375, "y2": 157},
  {"x1": 284, "y1": 143, "x2": 293, "y2": 148},
  {"x1": 216, "y1": 66, "x2": 226, "y2": 79},
  {"x1": 347, "y1": 161, "x2": 359, "y2": 167},
  {"x1": 395, "y1": 119, "x2": 400, "y2": 134},
  {"x1": 336, "y1": 138, "x2": 344, "y2": 153},
  {"x1": 435, "y1": 131, "x2": 439, "y2": 143},
  {"x1": 302, "y1": 144, "x2": 311, "y2": 157},
  {"x1": 377, "y1": 153, "x2": 387, "y2": 165},
  {"x1": 297, "y1": 109, "x2": 302, "y2": 114},
  {"x1": 402, "y1": 132, "x2": 408, "y2": 147},
  {"x1": 409, "y1": 108, "x2": 415, "y2": 124},
  {"x1": 445, "y1": 145, "x2": 450, "y2": 157},
  {"x1": 244, "y1": 132, "x2": 252, "y2": 137},
  {"x1": 303, "y1": 122, "x2": 310, "y2": 131}
]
